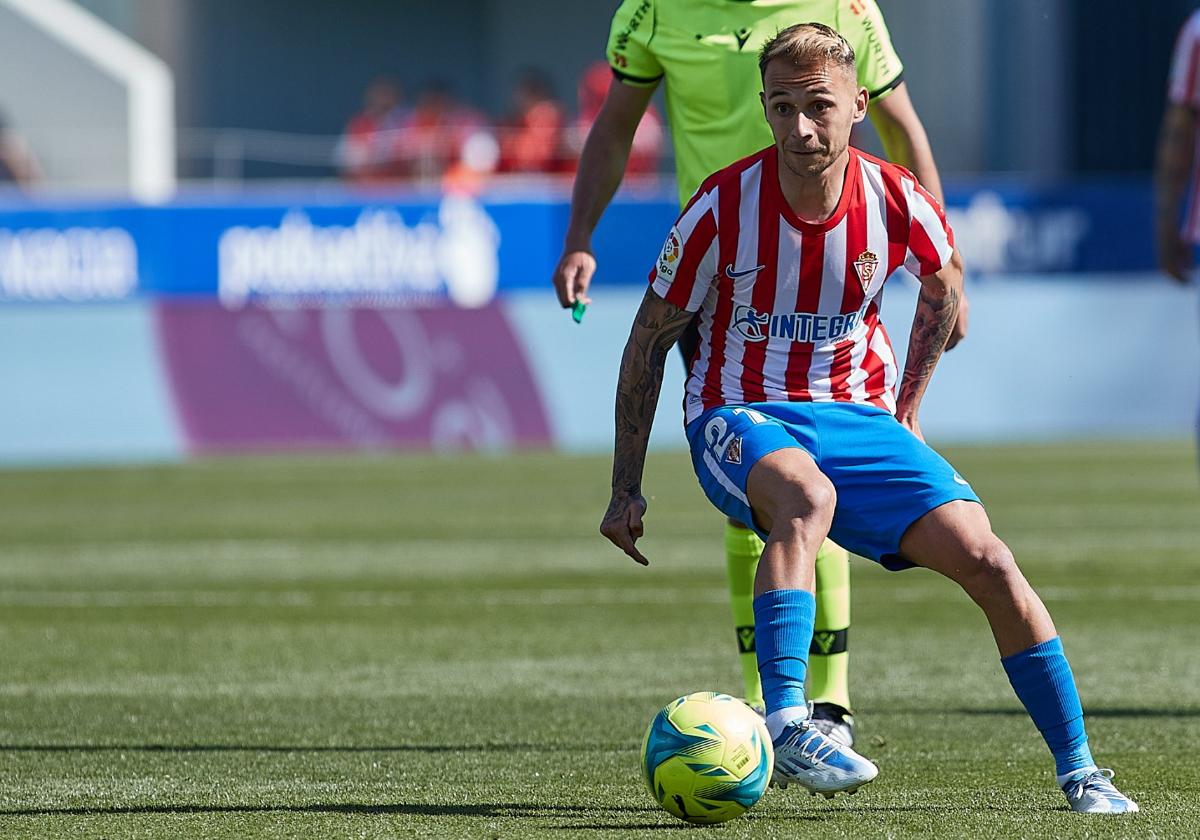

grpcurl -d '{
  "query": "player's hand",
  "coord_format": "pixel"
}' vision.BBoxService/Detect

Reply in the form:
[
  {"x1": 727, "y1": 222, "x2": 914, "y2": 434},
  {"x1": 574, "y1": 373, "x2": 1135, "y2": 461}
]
[
  {"x1": 945, "y1": 293, "x2": 969, "y2": 351},
  {"x1": 553, "y1": 249, "x2": 597, "y2": 308},
  {"x1": 600, "y1": 491, "x2": 649, "y2": 566},
  {"x1": 1158, "y1": 232, "x2": 1194, "y2": 284}
]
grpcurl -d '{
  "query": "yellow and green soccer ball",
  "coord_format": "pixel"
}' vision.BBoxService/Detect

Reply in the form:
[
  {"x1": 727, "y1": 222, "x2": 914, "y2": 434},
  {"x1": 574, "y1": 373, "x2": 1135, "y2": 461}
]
[{"x1": 641, "y1": 691, "x2": 773, "y2": 825}]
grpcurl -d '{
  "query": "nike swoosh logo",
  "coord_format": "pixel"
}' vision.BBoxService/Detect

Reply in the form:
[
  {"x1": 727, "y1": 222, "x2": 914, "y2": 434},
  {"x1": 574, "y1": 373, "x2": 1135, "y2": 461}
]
[
  {"x1": 953, "y1": 474, "x2": 969, "y2": 486},
  {"x1": 725, "y1": 264, "x2": 766, "y2": 279}
]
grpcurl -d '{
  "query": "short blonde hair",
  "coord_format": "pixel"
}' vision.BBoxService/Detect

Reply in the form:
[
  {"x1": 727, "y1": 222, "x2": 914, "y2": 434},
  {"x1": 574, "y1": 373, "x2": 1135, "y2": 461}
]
[{"x1": 758, "y1": 22, "x2": 856, "y2": 79}]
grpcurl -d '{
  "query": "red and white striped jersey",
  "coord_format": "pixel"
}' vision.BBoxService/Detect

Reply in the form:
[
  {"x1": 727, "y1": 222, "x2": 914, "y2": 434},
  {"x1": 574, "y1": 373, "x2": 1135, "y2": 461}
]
[
  {"x1": 650, "y1": 145, "x2": 954, "y2": 424},
  {"x1": 1168, "y1": 9, "x2": 1200, "y2": 243}
]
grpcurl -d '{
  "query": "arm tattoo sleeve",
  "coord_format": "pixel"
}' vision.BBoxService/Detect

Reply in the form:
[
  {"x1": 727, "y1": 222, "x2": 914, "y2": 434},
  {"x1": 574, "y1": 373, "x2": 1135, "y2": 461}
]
[
  {"x1": 897, "y1": 283, "x2": 959, "y2": 414},
  {"x1": 611, "y1": 289, "x2": 696, "y2": 495}
]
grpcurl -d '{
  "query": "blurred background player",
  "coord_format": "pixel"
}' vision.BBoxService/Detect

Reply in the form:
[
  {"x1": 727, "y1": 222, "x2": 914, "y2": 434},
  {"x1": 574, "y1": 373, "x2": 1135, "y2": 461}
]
[
  {"x1": 1156, "y1": 6, "x2": 1200, "y2": 461},
  {"x1": 1157, "y1": 7, "x2": 1200, "y2": 286},
  {"x1": 551, "y1": 0, "x2": 963, "y2": 744}
]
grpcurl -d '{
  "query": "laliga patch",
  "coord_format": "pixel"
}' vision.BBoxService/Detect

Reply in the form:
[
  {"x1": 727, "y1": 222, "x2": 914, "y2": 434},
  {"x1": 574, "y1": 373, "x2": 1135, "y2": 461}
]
[
  {"x1": 657, "y1": 227, "x2": 682, "y2": 280},
  {"x1": 853, "y1": 248, "x2": 879, "y2": 292},
  {"x1": 725, "y1": 435, "x2": 742, "y2": 465}
]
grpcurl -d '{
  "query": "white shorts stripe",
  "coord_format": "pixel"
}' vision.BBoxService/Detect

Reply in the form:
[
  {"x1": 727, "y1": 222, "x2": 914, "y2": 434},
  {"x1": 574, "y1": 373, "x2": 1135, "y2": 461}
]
[{"x1": 703, "y1": 449, "x2": 750, "y2": 506}]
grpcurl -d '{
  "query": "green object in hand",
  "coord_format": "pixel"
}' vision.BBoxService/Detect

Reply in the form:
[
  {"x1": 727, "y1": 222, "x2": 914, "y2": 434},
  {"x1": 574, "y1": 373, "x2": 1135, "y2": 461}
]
[{"x1": 572, "y1": 300, "x2": 587, "y2": 324}]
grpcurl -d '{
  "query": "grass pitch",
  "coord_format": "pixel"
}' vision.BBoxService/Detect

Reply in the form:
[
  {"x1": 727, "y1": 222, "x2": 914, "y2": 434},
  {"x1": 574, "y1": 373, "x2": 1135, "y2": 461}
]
[{"x1": 0, "y1": 441, "x2": 1197, "y2": 839}]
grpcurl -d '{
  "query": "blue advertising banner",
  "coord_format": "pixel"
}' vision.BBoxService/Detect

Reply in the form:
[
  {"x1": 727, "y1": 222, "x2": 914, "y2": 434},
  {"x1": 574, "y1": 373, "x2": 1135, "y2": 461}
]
[{"x1": 0, "y1": 179, "x2": 1158, "y2": 305}]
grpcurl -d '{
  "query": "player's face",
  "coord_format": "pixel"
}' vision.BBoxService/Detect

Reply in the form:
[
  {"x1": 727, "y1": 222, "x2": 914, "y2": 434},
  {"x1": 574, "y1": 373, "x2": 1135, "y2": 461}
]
[{"x1": 760, "y1": 59, "x2": 867, "y2": 178}]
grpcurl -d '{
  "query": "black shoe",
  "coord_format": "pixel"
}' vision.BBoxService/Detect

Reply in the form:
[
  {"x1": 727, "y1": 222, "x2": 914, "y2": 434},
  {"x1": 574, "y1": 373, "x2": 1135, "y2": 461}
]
[{"x1": 809, "y1": 702, "x2": 855, "y2": 747}]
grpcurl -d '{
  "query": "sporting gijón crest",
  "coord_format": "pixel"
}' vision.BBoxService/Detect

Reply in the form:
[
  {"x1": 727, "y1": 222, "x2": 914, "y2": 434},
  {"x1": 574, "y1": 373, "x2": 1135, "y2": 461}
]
[{"x1": 853, "y1": 249, "x2": 878, "y2": 292}]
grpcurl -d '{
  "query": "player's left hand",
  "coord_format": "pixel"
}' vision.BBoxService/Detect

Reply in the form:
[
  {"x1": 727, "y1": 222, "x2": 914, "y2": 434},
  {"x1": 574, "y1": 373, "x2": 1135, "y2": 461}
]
[
  {"x1": 945, "y1": 293, "x2": 969, "y2": 351},
  {"x1": 600, "y1": 491, "x2": 649, "y2": 566}
]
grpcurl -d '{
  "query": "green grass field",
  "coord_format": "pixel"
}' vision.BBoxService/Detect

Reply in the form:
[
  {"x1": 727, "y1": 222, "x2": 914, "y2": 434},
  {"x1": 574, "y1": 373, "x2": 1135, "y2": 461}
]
[{"x1": 0, "y1": 441, "x2": 1197, "y2": 839}]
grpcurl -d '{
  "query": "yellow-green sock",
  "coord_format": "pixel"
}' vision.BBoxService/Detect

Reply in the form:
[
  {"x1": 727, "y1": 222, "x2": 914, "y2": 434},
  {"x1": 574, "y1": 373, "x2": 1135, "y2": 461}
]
[
  {"x1": 724, "y1": 521, "x2": 763, "y2": 708},
  {"x1": 808, "y1": 539, "x2": 852, "y2": 710}
]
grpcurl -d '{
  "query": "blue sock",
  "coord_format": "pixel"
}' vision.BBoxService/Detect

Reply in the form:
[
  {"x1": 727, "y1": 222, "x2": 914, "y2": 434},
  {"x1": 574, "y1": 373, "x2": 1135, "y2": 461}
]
[
  {"x1": 752, "y1": 589, "x2": 815, "y2": 716},
  {"x1": 1001, "y1": 637, "x2": 1095, "y2": 776}
]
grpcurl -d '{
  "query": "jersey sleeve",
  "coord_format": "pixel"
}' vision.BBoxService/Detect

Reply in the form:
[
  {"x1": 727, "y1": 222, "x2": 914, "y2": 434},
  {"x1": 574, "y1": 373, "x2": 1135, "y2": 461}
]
[
  {"x1": 901, "y1": 176, "x2": 955, "y2": 277},
  {"x1": 1168, "y1": 11, "x2": 1200, "y2": 108},
  {"x1": 648, "y1": 190, "x2": 719, "y2": 312},
  {"x1": 607, "y1": 0, "x2": 665, "y2": 87},
  {"x1": 839, "y1": 0, "x2": 905, "y2": 101}
]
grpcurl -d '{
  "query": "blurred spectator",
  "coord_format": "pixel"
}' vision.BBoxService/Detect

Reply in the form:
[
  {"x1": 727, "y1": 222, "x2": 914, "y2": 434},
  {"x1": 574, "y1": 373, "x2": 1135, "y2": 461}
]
[
  {"x1": 442, "y1": 130, "x2": 501, "y2": 195},
  {"x1": 499, "y1": 69, "x2": 567, "y2": 174},
  {"x1": 566, "y1": 61, "x2": 664, "y2": 177},
  {"x1": 399, "y1": 81, "x2": 491, "y2": 182},
  {"x1": 337, "y1": 77, "x2": 408, "y2": 183},
  {"x1": 0, "y1": 108, "x2": 40, "y2": 190}
]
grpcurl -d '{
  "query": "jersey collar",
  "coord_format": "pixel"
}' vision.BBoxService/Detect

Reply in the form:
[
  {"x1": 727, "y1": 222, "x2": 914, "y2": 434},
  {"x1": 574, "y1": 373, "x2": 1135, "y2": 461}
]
[{"x1": 765, "y1": 145, "x2": 861, "y2": 234}]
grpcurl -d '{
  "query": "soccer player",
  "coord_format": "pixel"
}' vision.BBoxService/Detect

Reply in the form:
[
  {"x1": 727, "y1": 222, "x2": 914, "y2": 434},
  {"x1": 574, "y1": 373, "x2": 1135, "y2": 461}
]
[
  {"x1": 1156, "y1": 8, "x2": 1200, "y2": 285},
  {"x1": 600, "y1": 23, "x2": 1138, "y2": 813},
  {"x1": 553, "y1": 0, "x2": 967, "y2": 744}
]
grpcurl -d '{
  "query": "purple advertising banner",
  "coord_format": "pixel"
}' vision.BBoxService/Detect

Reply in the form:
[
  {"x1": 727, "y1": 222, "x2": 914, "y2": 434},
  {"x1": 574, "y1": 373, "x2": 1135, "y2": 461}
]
[{"x1": 156, "y1": 302, "x2": 552, "y2": 452}]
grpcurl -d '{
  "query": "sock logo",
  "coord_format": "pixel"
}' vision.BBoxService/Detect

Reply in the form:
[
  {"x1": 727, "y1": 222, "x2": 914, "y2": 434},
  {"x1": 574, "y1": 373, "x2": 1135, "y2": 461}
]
[
  {"x1": 809, "y1": 628, "x2": 849, "y2": 656},
  {"x1": 736, "y1": 625, "x2": 756, "y2": 653}
]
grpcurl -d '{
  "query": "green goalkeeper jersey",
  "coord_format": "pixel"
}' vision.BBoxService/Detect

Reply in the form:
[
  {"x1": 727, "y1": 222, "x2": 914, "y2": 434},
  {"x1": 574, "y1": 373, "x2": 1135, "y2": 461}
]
[{"x1": 607, "y1": 0, "x2": 904, "y2": 206}]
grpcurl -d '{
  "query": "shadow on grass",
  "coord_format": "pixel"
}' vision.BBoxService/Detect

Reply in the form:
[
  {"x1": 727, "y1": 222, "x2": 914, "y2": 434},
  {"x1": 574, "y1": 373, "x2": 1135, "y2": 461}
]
[
  {"x1": 545, "y1": 804, "x2": 1027, "y2": 830},
  {"x1": 959, "y1": 707, "x2": 1200, "y2": 719},
  {"x1": 0, "y1": 799, "x2": 1065, "y2": 825},
  {"x1": 0, "y1": 742, "x2": 624, "y2": 754},
  {"x1": 0, "y1": 802, "x2": 661, "y2": 819}
]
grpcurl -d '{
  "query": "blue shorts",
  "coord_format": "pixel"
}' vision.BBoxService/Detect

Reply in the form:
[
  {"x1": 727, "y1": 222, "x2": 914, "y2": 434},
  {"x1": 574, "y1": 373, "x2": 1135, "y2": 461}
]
[{"x1": 686, "y1": 402, "x2": 981, "y2": 571}]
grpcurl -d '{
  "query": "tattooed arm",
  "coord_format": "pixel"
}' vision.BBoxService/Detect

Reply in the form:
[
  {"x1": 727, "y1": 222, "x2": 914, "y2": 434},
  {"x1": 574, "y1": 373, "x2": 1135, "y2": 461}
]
[
  {"x1": 599, "y1": 287, "x2": 696, "y2": 565},
  {"x1": 895, "y1": 248, "x2": 964, "y2": 440}
]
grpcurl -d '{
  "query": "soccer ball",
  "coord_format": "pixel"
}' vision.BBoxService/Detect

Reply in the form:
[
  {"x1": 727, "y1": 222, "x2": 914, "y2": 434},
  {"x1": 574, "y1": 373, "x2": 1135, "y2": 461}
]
[{"x1": 641, "y1": 691, "x2": 773, "y2": 825}]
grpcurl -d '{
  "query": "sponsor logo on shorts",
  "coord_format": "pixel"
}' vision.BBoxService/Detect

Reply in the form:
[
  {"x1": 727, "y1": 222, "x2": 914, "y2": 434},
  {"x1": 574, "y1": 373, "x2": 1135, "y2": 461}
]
[{"x1": 725, "y1": 436, "x2": 742, "y2": 465}]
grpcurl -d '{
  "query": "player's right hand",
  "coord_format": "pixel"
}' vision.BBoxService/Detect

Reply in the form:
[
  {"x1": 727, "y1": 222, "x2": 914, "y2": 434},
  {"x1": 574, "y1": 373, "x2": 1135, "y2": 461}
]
[
  {"x1": 600, "y1": 491, "x2": 649, "y2": 566},
  {"x1": 553, "y1": 250, "x2": 597, "y2": 308}
]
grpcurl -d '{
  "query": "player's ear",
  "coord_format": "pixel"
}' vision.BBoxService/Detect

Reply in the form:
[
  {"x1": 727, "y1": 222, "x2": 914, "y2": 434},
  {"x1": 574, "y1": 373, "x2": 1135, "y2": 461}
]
[
  {"x1": 759, "y1": 89, "x2": 766, "y2": 118},
  {"x1": 852, "y1": 86, "x2": 868, "y2": 125}
]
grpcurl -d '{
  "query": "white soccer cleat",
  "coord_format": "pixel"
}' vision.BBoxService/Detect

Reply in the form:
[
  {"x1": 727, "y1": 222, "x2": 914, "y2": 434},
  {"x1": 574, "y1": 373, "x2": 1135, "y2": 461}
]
[
  {"x1": 1061, "y1": 769, "x2": 1139, "y2": 814},
  {"x1": 771, "y1": 719, "x2": 878, "y2": 797}
]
